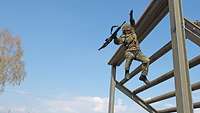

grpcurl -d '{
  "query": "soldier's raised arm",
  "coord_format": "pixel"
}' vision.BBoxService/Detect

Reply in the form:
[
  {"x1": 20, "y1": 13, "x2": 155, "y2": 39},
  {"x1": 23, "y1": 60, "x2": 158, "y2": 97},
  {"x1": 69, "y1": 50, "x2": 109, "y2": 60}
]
[
  {"x1": 114, "y1": 35, "x2": 125, "y2": 45},
  {"x1": 129, "y1": 10, "x2": 136, "y2": 28}
]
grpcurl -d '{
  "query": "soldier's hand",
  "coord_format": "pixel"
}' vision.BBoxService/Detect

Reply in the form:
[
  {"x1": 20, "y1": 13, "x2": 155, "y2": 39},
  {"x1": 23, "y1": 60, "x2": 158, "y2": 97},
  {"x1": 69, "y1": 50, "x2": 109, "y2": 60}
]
[
  {"x1": 124, "y1": 38, "x2": 129, "y2": 45},
  {"x1": 112, "y1": 33, "x2": 118, "y2": 39},
  {"x1": 129, "y1": 9, "x2": 133, "y2": 16}
]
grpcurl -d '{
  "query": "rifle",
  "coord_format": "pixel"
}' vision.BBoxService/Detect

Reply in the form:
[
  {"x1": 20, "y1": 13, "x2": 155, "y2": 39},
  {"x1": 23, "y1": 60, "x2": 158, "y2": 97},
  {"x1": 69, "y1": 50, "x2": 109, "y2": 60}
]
[{"x1": 98, "y1": 21, "x2": 126, "y2": 51}]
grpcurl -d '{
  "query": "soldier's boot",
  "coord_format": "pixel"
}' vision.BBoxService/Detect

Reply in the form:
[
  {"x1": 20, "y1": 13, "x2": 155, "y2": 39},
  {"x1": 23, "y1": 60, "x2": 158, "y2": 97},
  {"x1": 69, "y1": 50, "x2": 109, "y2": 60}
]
[
  {"x1": 125, "y1": 70, "x2": 130, "y2": 79},
  {"x1": 139, "y1": 61, "x2": 150, "y2": 85},
  {"x1": 139, "y1": 74, "x2": 150, "y2": 85}
]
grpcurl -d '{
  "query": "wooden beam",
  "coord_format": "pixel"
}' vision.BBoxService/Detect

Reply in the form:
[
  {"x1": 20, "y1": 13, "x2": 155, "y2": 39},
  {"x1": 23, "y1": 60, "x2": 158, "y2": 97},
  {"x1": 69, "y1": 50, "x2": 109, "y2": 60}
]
[
  {"x1": 185, "y1": 18, "x2": 200, "y2": 36},
  {"x1": 145, "y1": 81, "x2": 200, "y2": 104},
  {"x1": 185, "y1": 28, "x2": 200, "y2": 47},
  {"x1": 132, "y1": 55, "x2": 200, "y2": 94},
  {"x1": 157, "y1": 102, "x2": 200, "y2": 113},
  {"x1": 108, "y1": 66, "x2": 116, "y2": 113},
  {"x1": 115, "y1": 81, "x2": 158, "y2": 113},
  {"x1": 169, "y1": 0, "x2": 193, "y2": 112},
  {"x1": 184, "y1": 18, "x2": 200, "y2": 47}
]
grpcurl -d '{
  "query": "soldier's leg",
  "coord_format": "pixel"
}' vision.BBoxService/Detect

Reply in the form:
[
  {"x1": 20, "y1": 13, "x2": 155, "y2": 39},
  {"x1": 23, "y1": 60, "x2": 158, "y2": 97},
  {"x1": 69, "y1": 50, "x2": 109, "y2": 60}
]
[
  {"x1": 135, "y1": 51, "x2": 150, "y2": 84},
  {"x1": 124, "y1": 52, "x2": 134, "y2": 79}
]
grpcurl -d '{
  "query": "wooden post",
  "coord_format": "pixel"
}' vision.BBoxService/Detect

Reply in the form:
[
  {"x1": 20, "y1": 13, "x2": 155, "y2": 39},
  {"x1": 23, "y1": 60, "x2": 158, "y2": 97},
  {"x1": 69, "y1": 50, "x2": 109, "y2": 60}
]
[
  {"x1": 168, "y1": 0, "x2": 193, "y2": 113},
  {"x1": 108, "y1": 66, "x2": 116, "y2": 113}
]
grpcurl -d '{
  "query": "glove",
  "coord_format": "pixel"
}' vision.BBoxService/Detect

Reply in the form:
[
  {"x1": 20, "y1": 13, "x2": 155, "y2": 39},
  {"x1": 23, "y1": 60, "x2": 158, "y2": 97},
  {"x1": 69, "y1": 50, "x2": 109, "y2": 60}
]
[{"x1": 129, "y1": 10, "x2": 133, "y2": 17}]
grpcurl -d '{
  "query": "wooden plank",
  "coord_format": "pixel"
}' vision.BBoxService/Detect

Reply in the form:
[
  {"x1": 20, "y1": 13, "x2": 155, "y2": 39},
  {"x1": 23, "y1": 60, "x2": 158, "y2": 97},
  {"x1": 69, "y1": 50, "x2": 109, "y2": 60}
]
[
  {"x1": 157, "y1": 102, "x2": 200, "y2": 113},
  {"x1": 185, "y1": 28, "x2": 200, "y2": 47},
  {"x1": 108, "y1": 66, "x2": 116, "y2": 113},
  {"x1": 145, "y1": 81, "x2": 200, "y2": 104},
  {"x1": 168, "y1": 0, "x2": 193, "y2": 112},
  {"x1": 132, "y1": 55, "x2": 200, "y2": 94},
  {"x1": 115, "y1": 81, "x2": 158, "y2": 113},
  {"x1": 184, "y1": 18, "x2": 200, "y2": 47},
  {"x1": 185, "y1": 18, "x2": 200, "y2": 36}
]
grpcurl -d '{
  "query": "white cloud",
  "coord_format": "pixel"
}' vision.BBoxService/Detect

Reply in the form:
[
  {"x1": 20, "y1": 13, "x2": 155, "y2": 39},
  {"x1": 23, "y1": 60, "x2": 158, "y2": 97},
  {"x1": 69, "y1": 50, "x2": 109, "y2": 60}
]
[
  {"x1": 46, "y1": 96, "x2": 128, "y2": 113},
  {"x1": 0, "y1": 106, "x2": 5, "y2": 112},
  {"x1": 13, "y1": 107, "x2": 26, "y2": 112},
  {"x1": 194, "y1": 109, "x2": 200, "y2": 113},
  {"x1": 0, "y1": 90, "x2": 146, "y2": 113},
  {"x1": 1, "y1": 89, "x2": 199, "y2": 113},
  {"x1": 0, "y1": 106, "x2": 27, "y2": 113}
]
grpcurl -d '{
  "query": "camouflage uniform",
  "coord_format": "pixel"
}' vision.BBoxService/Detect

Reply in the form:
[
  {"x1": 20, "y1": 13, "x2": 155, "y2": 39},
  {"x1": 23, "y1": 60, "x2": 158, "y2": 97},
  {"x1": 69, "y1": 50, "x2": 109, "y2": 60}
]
[{"x1": 114, "y1": 23, "x2": 150, "y2": 82}]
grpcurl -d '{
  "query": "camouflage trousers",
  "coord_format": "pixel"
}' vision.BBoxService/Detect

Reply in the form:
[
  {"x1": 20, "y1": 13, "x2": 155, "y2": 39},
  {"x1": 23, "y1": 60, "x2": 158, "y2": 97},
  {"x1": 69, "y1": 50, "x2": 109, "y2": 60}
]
[{"x1": 125, "y1": 50, "x2": 150, "y2": 76}]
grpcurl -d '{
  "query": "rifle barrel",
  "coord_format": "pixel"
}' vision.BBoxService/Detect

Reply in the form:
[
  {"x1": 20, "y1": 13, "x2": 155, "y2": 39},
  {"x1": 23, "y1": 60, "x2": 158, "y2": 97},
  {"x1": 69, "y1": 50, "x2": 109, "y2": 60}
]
[{"x1": 98, "y1": 21, "x2": 126, "y2": 51}]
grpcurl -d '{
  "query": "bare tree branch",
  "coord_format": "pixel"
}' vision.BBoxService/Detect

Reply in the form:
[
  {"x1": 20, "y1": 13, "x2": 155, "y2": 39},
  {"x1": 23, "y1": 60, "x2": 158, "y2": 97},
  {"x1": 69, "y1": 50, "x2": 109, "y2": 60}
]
[{"x1": 0, "y1": 29, "x2": 25, "y2": 92}]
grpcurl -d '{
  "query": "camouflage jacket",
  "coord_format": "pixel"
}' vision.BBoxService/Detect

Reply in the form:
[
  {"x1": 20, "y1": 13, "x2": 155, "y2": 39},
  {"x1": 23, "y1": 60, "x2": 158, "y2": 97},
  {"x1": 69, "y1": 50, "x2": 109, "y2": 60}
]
[{"x1": 114, "y1": 33, "x2": 140, "y2": 52}]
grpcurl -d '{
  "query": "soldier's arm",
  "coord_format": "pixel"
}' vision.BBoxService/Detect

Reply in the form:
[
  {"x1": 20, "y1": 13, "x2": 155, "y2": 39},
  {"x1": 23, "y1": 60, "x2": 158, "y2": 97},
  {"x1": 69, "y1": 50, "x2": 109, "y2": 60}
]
[
  {"x1": 129, "y1": 10, "x2": 136, "y2": 28},
  {"x1": 114, "y1": 35, "x2": 125, "y2": 45}
]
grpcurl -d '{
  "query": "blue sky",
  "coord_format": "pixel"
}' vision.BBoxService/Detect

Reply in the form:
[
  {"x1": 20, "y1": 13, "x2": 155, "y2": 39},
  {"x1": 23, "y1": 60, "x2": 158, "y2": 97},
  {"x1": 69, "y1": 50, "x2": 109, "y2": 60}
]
[{"x1": 0, "y1": 0, "x2": 200, "y2": 113}]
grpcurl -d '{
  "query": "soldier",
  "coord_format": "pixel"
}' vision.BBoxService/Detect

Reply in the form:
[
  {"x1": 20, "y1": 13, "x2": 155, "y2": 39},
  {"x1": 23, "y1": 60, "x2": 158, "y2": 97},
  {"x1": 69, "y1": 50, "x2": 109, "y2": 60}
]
[{"x1": 113, "y1": 10, "x2": 150, "y2": 84}]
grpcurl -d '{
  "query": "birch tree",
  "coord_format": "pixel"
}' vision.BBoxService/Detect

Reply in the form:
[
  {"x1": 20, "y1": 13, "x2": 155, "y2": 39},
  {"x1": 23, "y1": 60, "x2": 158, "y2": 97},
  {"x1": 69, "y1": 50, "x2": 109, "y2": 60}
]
[{"x1": 0, "y1": 29, "x2": 25, "y2": 92}]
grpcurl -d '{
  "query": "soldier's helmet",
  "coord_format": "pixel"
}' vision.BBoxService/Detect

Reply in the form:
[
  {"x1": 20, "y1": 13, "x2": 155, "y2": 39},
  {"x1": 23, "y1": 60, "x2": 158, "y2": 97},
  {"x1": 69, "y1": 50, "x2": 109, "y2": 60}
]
[
  {"x1": 122, "y1": 23, "x2": 132, "y2": 34},
  {"x1": 122, "y1": 23, "x2": 132, "y2": 31}
]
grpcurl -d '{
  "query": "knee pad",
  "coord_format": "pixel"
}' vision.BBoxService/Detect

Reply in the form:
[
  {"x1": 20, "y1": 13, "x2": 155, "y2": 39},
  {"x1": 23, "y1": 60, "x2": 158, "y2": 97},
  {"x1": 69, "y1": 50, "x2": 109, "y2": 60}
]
[{"x1": 125, "y1": 52, "x2": 134, "y2": 59}]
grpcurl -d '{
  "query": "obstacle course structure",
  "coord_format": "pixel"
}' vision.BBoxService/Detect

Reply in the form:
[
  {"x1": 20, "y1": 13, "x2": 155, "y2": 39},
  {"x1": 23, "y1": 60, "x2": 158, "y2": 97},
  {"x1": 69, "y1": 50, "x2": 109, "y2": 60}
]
[{"x1": 107, "y1": 0, "x2": 200, "y2": 113}]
